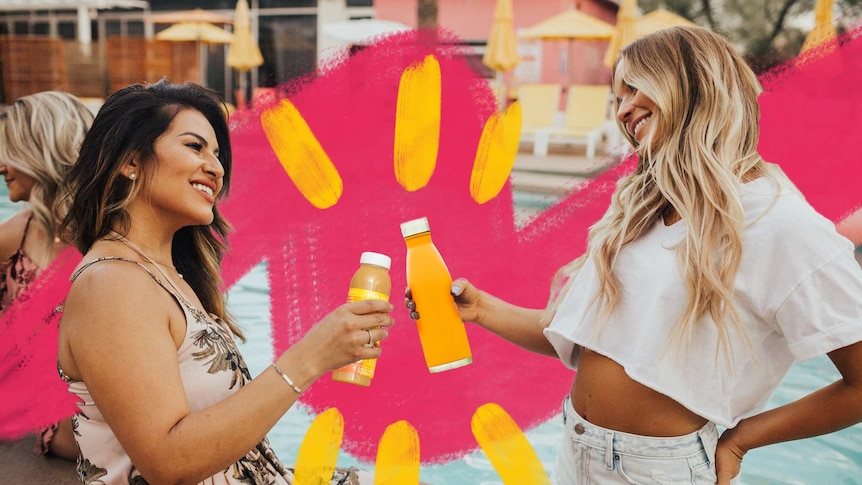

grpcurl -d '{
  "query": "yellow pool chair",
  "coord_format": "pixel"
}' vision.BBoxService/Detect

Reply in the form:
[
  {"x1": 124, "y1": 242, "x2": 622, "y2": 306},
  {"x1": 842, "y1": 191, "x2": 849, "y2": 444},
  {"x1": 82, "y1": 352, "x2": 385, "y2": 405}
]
[
  {"x1": 515, "y1": 83, "x2": 562, "y2": 151},
  {"x1": 535, "y1": 84, "x2": 611, "y2": 158}
]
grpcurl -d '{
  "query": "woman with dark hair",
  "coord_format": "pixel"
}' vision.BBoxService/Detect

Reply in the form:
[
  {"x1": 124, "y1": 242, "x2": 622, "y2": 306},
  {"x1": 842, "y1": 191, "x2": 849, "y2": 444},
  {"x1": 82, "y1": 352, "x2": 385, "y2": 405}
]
[
  {"x1": 408, "y1": 26, "x2": 862, "y2": 484},
  {"x1": 0, "y1": 90, "x2": 94, "y2": 460},
  {"x1": 57, "y1": 80, "x2": 392, "y2": 484}
]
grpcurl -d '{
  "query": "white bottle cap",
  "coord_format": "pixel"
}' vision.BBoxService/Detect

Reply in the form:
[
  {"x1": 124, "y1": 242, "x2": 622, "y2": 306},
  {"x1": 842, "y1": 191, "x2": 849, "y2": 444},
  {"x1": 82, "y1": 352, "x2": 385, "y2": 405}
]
[
  {"x1": 400, "y1": 217, "x2": 430, "y2": 238},
  {"x1": 360, "y1": 251, "x2": 391, "y2": 270}
]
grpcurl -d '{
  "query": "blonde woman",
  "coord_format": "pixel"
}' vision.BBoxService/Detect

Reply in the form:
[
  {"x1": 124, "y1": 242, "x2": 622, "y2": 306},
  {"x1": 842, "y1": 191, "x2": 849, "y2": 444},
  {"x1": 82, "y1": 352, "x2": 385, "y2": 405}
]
[
  {"x1": 407, "y1": 27, "x2": 862, "y2": 484},
  {"x1": 0, "y1": 92, "x2": 92, "y2": 309},
  {"x1": 0, "y1": 91, "x2": 94, "y2": 460}
]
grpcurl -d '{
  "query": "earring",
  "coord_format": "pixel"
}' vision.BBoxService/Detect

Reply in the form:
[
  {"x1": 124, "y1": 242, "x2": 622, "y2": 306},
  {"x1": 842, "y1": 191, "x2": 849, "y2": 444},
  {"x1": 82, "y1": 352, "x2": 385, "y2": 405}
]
[{"x1": 129, "y1": 173, "x2": 137, "y2": 181}]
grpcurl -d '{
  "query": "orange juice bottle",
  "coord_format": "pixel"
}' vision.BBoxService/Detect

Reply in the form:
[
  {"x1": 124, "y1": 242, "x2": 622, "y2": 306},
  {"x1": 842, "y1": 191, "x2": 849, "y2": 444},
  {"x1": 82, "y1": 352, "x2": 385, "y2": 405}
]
[
  {"x1": 400, "y1": 217, "x2": 473, "y2": 373},
  {"x1": 332, "y1": 251, "x2": 392, "y2": 386}
]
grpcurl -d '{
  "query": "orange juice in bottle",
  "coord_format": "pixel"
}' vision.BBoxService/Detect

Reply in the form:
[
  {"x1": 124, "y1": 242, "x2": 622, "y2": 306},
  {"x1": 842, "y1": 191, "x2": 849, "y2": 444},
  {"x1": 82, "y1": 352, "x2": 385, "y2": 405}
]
[
  {"x1": 332, "y1": 251, "x2": 392, "y2": 386},
  {"x1": 401, "y1": 217, "x2": 472, "y2": 373}
]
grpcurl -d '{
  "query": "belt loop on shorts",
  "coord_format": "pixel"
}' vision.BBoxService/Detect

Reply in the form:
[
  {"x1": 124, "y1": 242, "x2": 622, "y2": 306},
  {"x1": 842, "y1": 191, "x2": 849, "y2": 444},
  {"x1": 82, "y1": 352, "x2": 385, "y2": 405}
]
[
  {"x1": 605, "y1": 431, "x2": 614, "y2": 469},
  {"x1": 697, "y1": 428, "x2": 715, "y2": 467}
]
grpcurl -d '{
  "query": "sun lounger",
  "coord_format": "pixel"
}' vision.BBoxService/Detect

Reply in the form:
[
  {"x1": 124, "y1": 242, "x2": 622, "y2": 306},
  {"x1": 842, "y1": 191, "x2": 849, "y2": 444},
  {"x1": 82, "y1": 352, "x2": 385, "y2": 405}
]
[
  {"x1": 515, "y1": 83, "x2": 562, "y2": 149},
  {"x1": 534, "y1": 84, "x2": 611, "y2": 158}
]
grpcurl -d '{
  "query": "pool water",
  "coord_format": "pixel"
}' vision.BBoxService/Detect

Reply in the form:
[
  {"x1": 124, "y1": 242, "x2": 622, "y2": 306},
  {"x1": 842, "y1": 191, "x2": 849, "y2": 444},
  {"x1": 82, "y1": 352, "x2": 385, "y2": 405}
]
[{"x1": 2, "y1": 187, "x2": 860, "y2": 484}]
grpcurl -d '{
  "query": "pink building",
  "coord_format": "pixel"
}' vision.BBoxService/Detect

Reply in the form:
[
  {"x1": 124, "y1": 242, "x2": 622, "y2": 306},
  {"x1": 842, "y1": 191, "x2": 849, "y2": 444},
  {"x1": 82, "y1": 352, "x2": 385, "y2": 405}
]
[{"x1": 374, "y1": 0, "x2": 619, "y2": 87}]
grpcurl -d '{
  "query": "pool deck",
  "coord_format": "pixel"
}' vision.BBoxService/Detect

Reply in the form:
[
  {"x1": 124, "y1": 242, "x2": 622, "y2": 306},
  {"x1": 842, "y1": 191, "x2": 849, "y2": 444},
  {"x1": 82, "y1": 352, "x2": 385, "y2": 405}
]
[
  {"x1": 0, "y1": 436, "x2": 79, "y2": 483},
  {"x1": 511, "y1": 141, "x2": 620, "y2": 196}
]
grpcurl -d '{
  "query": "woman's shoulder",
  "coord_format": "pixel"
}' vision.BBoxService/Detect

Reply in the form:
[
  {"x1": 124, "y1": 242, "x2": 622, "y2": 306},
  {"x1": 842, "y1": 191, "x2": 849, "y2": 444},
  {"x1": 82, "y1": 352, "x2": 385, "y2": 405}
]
[
  {"x1": 71, "y1": 253, "x2": 155, "y2": 287},
  {"x1": 67, "y1": 255, "x2": 173, "y2": 311},
  {"x1": 62, "y1": 257, "x2": 183, "y2": 350},
  {"x1": 0, "y1": 210, "x2": 32, "y2": 260},
  {"x1": 743, "y1": 177, "x2": 831, "y2": 229},
  {"x1": 742, "y1": 176, "x2": 852, "y2": 261}
]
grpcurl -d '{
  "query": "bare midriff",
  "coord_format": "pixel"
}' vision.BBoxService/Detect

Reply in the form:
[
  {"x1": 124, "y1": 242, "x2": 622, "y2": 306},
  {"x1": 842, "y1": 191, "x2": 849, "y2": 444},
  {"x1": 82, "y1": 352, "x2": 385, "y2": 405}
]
[{"x1": 571, "y1": 348, "x2": 709, "y2": 437}]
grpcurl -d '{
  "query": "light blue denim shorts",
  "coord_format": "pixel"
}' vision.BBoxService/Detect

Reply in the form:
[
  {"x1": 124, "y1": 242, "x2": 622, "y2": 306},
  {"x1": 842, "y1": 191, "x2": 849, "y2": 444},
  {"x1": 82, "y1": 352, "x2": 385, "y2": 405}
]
[{"x1": 553, "y1": 396, "x2": 720, "y2": 485}]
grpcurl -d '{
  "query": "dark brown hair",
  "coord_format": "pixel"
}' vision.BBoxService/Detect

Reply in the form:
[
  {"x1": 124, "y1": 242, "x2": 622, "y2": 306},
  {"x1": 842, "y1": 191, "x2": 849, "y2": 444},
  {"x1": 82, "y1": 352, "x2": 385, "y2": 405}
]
[{"x1": 58, "y1": 80, "x2": 242, "y2": 339}]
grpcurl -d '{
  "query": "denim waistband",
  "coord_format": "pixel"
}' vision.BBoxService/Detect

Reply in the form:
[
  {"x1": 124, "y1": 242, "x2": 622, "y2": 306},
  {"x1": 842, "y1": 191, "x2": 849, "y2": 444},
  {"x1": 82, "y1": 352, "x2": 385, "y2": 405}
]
[{"x1": 562, "y1": 395, "x2": 717, "y2": 460}]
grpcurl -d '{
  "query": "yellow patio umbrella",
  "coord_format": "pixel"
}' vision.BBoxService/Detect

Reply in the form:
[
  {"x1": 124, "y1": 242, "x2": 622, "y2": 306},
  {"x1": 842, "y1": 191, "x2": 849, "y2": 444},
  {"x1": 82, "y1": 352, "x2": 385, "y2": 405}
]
[
  {"x1": 483, "y1": 0, "x2": 520, "y2": 71},
  {"x1": 155, "y1": 23, "x2": 233, "y2": 86},
  {"x1": 519, "y1": 9, "x2": 614, "y2": 86},
  {"x1": 604, "y1": 5, "x2": 698, "y2": 67},
  {"x1": 482, "y1": 0, "x2": 520, "y2": 107},
  {"x1": 519, "y1": 9, "x2": 615, "y2": 41},
  {"x1": 155, "y1": 22, "x2": 234, "y2": 44},
  {"x1": 227, "y1": 0, "x2": 264, "y2": 106},
  {"x1": 801, "y1": 0, "x2": 837, "y2": 54},
  {"x1": 603, "y1": 0, "x2": 639, "y2": 67},
  {"x1": 227, "y1": 0, "x2": 263, "y2": 71},
  {"x1": 636, "y1": 7, "x2": 697, "y2": 36}
]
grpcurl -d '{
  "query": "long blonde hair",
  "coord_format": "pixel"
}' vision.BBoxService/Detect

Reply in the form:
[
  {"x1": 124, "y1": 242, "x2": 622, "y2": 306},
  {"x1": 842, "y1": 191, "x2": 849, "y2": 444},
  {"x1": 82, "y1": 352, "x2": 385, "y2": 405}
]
[
  {"x1": 543, "y1": 27, "x2": 774, "y2": 361},
  {"x1": 0, "y1": 92, "x2": 94, "y2": 263}
]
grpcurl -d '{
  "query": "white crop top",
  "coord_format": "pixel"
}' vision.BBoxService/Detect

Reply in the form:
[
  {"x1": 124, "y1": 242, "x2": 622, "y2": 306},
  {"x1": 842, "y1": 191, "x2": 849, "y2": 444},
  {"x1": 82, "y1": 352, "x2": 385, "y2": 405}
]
[{"x1": 544, "y1": 177, "x2": 862, "y2": 428}]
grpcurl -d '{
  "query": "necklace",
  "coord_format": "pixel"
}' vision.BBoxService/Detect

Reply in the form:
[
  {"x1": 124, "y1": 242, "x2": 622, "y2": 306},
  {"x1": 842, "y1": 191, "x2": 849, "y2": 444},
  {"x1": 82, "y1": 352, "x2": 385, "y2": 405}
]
[
  {"x1": 108, "y1": 231, "x2": 184, "y2": 280},
  {"x1": 108, "y1": 231, "x2": 203, "y2": 317}
]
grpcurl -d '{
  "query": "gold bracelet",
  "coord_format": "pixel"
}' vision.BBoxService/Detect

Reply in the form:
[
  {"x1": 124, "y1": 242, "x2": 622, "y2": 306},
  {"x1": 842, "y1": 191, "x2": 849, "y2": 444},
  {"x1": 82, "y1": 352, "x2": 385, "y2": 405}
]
[{"x1": 271, "y1": 363, "x2": 302, "y2": 395}]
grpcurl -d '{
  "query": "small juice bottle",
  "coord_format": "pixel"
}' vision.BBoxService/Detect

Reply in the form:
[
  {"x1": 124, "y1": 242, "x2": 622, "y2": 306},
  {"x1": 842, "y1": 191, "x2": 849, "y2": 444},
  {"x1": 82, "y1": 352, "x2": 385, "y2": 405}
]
[
  {"x1": 401, "y1": 217, "x2": 473, "y2": 373},
  {"x1": 332, "y1": 251, "x2": 392, "y2": 386}
]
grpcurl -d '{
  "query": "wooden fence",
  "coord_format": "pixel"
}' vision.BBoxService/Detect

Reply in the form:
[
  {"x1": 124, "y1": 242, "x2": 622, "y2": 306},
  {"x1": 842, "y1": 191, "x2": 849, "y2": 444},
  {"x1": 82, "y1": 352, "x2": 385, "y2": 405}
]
[{"x1": 0, "y1": 36, "x2": 200, "y2": 103}]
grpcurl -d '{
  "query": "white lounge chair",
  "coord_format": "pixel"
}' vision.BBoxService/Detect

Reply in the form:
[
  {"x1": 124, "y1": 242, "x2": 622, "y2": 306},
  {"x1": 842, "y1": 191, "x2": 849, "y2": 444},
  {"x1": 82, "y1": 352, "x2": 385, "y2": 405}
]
[
  {"x1": 535, "y1": 84, "x2": 611, "y2": 158},
  {"x1": 515, "y1": 83, "x2": 562, "y2": 151}
]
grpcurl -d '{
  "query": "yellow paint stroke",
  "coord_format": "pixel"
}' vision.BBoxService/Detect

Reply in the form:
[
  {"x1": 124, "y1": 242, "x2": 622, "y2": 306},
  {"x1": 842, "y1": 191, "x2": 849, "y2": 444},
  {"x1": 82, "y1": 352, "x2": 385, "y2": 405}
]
[
  {"x1": 471, "y1": 403, "x2": 551, "y2": 485},
  {"x1": 293, "y1": 408, "x2": 344, "y2": 485},
  {"x1": 261, "y1": 98, "x2": 343, "y2": 209},
  {"x1": 374, "y1": 420, "x2": 420, "y2": 485},
  {"x1": 393, "y1": 55, "x2": 442, "y2": 192},
  {"x1": 470, "y1": 101, "x2": 523, "y2": 204}
]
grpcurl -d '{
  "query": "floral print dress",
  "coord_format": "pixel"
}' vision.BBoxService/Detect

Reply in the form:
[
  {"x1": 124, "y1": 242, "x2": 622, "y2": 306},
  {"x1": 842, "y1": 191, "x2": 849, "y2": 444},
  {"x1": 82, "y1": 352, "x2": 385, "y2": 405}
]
[
  {"x1": 0, "y1": 214, "x2": 58, "y2": 456},
  {"x1": 0, "y1": 214, "x2": 40, "y2": 313},
  {"x1": 59, "y1": 257, "x2": 293, "y2": 485}
]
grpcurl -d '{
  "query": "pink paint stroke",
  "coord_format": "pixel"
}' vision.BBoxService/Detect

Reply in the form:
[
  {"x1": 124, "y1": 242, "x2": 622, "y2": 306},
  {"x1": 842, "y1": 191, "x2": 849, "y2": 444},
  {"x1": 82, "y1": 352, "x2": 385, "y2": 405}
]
[
  {"x1": 0, "y1": 247, "x2": 81, "y2": 438},
  {"x1": 219, "y1": 27, "x2": 862, "y2": 463},
  {"x1": 3, "y1": 26, "x2": 862, "y2": 465},
  {"x1": 220, "y1": 30, "x2": 582, "y2": 463},
  {"x1": 758, "y1": 29, "x2": 862, "y2": 221}
]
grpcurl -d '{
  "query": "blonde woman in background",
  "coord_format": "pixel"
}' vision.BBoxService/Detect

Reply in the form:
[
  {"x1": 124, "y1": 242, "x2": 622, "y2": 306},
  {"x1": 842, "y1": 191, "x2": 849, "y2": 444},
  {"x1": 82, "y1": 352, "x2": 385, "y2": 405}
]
[
  {"x1": 407, "y1": 26, "x2": 862, "y2": 484},
  {"x1": 0, "y1": 91, "x2": 94, "y2": 460}
]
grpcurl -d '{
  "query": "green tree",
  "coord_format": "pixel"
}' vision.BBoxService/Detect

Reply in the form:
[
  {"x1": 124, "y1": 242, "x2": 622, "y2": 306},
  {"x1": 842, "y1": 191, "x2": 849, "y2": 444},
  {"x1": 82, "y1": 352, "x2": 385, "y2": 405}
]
[{"x1": 638, "y1": 0, "x2": 862, "y2": 72}]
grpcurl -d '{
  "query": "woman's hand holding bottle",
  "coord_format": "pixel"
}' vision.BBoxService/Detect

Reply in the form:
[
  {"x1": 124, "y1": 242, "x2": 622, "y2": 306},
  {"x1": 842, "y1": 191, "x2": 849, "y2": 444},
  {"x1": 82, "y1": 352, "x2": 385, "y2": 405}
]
[
  {"x1": 286, "y1": 300, "x2": 394, "y2": 383},
  {"x1": 406, "y1": 277, "x2": 556, "y2": 357},
  {"x1": 404, "y1": 277, "x2": 483, "y2": 325}
]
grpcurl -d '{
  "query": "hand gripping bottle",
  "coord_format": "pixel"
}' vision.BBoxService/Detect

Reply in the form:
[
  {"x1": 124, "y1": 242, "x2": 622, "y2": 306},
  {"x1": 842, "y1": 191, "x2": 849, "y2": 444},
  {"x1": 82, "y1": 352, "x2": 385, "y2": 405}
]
[
  {"x1": 332, "y1": 251, "x2": 392, "y2": 386},
  {"x1": 400, "y1": 217, "x2": 473, "y2": 373}
]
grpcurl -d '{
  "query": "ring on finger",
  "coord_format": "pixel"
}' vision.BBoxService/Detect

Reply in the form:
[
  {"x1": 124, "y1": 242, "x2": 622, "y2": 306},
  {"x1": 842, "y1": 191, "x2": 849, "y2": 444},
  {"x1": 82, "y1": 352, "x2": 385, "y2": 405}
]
[{"x1": 363, "y1": 329, "x2": 375, "y2": 348}]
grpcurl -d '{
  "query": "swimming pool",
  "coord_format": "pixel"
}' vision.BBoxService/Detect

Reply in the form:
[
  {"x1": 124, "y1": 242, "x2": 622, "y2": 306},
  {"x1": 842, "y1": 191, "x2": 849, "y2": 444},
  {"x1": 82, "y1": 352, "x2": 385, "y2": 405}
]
[{"x1": 2, "y1": 188, "x2": 860, "y2": 483}]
